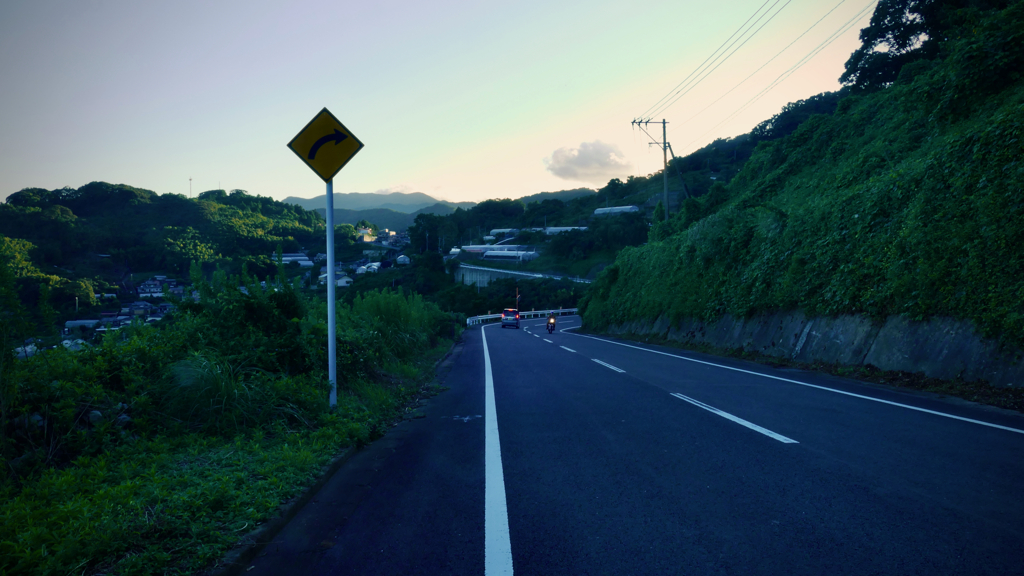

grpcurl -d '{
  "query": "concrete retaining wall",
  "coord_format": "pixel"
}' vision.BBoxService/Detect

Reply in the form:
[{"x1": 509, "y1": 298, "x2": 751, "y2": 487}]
[{"x1": 605, "y1": 312, "x2": 1024, "y2": 387}]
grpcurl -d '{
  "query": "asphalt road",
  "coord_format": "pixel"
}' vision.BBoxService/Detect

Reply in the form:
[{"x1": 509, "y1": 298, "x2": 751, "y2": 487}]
[{"x1": 247, "y1": 316, "x2": 1024, "y2": 575}]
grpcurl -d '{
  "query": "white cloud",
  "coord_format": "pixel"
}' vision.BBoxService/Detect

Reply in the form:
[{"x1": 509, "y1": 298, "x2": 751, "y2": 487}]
[
  {"x1": 544, "y1": 140, "x2": 632, "y2": 184},
  {"x1": 372, "y1": 184, "x2": 415, "y2": 195}
]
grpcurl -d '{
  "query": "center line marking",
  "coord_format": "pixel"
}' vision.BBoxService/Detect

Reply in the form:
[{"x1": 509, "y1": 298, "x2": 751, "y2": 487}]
[
  {"x1": 671, "y1": 392, "x2": 798, "y2": 444},
  {"x1": 592, "y1": 359, "x2": 625, "y2": 373},
  {"x1": 481, "y1": 326, "x2": 514, "y2": 575},
  {"x1": 543, "y1": 339, "x2": 553, "y2": 343},
  {"x1": 560, "y1": 346, "x2": 576, "y2": 353}
]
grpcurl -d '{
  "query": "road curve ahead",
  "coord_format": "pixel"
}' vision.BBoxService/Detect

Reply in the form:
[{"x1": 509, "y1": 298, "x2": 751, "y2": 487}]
[{"x1": 248, "y1": 315, "x2": 1024, "y2": 575}]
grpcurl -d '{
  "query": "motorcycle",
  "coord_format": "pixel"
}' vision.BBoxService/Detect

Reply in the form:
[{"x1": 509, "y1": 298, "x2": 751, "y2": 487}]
[{"x1": 547, "y1": 318, "x2": 556, "y2": 334}]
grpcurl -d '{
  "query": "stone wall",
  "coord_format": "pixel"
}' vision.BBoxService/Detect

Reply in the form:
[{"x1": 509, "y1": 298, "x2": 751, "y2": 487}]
[{"x1": 605, "y1": 312, "x2": 1024, "y2": 387}]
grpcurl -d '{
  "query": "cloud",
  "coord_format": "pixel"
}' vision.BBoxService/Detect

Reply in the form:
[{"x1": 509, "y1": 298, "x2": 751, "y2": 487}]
[
  {"x1": 372, "y1": 184, "x2": 414, "y2": 195},
  {"x1": 544, "y1": 140, "x2": 632, "y2": 184}
]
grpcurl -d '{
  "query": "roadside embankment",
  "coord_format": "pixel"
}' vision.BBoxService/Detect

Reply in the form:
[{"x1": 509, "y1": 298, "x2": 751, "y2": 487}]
[{"x1": 604, "y1": 311, "x2": 1024, "y2": 388}]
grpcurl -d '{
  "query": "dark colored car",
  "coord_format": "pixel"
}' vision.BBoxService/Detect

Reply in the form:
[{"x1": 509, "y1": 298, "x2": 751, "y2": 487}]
[{"x1": 501, "y1": 308, "x2": 520, "y2": 329}]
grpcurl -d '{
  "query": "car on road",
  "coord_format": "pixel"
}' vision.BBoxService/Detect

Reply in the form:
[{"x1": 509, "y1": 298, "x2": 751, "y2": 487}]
[{"x1": 501, "y1": 308, "x2": 520, "y2": 329}]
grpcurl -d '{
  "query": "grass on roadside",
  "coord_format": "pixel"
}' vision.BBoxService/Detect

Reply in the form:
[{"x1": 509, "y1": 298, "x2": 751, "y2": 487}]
[{"x1": 0, "y1": 340, "x2": 455, "y2": 576}]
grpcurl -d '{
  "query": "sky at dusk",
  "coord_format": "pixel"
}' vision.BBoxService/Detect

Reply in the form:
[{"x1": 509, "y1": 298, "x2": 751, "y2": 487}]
[{"x1": 0, "y1": 0, "x2": 876, "y2": 204}]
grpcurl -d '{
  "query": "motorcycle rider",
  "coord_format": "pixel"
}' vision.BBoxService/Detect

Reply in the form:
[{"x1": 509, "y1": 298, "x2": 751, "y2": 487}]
[{"x1": 547, "y1": 312, "x2": 557, "y2": 333}]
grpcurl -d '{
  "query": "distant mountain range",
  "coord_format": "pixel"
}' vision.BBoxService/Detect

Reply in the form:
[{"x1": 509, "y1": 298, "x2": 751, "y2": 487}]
[
  {"x1": 314, "y1": 203, "x2": 463, "y2": 232},
  {"x1": 287, "y1": 189, "x2": 598, "y2": 231},
  {"x1": 283, "y1": 192, "x2": 475, "y2": 214},
  {"x1": 517, "y1": 188, "x2": 596, "y2": 205}
]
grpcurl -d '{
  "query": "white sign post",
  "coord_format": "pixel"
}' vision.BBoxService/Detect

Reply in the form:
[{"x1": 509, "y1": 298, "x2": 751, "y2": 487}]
[{"x1": 287, "y1": 108, "x2": 364, "y2": 407}]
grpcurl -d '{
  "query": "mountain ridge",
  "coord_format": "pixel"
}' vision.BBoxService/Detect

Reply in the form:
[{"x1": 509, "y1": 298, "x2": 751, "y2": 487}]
[
  {"x1": 284, "y1": 188, "x2": 599, "y2": 215},
  {"x1": 283, "y1": 191, "x2": 475, "y2": 214}
]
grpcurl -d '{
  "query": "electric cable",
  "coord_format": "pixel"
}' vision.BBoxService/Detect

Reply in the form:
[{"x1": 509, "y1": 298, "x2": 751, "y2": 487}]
[
  {"x1": 678, "y1": 0, "x2": 848, "y2": 126},
  {"x1": 646, "y1": 0, "x2": 792, "y2": 119},
  {"x1": 638, "y1": 0, "x2": 773, "y2": 120},
  {"x1": 682, "y1": 0, "x2": 876, "y2": 151},
  {"x1": 643, "y1": 0, "x2": 781, "y2": 120}
]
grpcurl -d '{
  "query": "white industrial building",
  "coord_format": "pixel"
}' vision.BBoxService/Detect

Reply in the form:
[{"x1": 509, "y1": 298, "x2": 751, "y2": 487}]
[
  {"x1": 275, "y1": 253, "x2": 314, "y2": 267},
  {"x1": 318, "y1": 273, "x2": 353, "y2": 287}
]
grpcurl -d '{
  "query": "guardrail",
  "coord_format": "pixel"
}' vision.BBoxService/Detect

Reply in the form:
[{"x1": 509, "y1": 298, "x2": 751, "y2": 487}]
[
  {"x1": 466, "y1": 308, "x2": 578, "y2": 327},
  {"x1": 457, "y1": 264, "x2": 591, "y2": 284}
]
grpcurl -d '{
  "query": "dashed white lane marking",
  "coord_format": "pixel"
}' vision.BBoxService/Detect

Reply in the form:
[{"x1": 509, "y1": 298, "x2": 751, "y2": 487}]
[
  {"x1": 543, "y1": 339, "x2": 553, "y2": 343},
  {"x1": 533, "y1": 334, "x2": 540, "y2": 338},
  {"x1": 560, "y1": 346, "x2": 576, "y2": 353},
  {"x1": 592, "y1": 359, "x2": 625, "y2": 373},
  {"x1": 481, "y1": 326, "x2": 515, "y2": 575},
  {"x1": 671, "y1": 392, "x2": 799, "y2": 444},
  {"x1": 570, "y1": 332, "x2": 1024, "y2": 436}
]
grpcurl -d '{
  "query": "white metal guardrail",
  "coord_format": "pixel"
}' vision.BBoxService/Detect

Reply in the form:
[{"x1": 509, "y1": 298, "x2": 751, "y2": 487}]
[
  {"x1": 457, "y1": 264, "x2": 591, "y2": 284},
  {"x1": 466, "y1": 308, "x2": 578, "y2": 327}
]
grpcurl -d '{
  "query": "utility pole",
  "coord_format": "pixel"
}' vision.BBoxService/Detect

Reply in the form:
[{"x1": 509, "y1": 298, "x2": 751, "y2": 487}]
[
  {"x1": 662, "y1": 119, "x2": 668, "y2": 221},
  {"x1": 631, "y1": 118, "x2": 671, "y2": 222},
  {"x1": 189, "y1": 177, "x2": 192, "y2": 199}
]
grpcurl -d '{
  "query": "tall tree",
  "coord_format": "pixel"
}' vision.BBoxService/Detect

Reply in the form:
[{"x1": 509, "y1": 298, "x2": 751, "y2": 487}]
[
  {"x1": 841, "y1": 0, "x2": 1012, "y2": 89},
  {"x1": 841, "y1": 0, "x2": 937, "y2": 89}
]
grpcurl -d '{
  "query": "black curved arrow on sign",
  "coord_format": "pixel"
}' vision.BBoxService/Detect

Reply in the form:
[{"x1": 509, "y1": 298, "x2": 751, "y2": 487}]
[{"x1": 308, "y1": 129, "x2": 348, "y2": 160}]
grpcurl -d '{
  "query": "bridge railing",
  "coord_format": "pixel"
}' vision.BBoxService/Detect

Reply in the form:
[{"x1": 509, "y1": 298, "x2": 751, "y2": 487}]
[
  {"x1": 466, "y1": 308, "x2": 578, "y2": 327},
  {"x1": 457, "y1": 264, "x2": 591, "y2": 284}
]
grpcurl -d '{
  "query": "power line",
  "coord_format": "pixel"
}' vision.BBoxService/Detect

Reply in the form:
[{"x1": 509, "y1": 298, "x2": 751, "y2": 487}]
[
  {"x1": 642, "y1": 0, "x2": 782, "y2": 119},
  {"x1": 638, "y1": 0, "x2": 773, "y2": 120},
  {"x1": 682, "y1": 0, "x2": 877, "y2": 151},
  {"x1": 646, "y1": 0, "x2": 792, "y2": 119},
  {"x1": 678, "y1": 0, "x2": 849, "y2": 127}
]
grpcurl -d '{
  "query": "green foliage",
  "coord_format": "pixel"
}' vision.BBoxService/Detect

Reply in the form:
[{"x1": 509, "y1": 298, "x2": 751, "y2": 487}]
[
  {"x1": 653, "y1": 201, "x2": 664, "y2": 223},
  {"x1": 584, "y1": 1, "x2": 1024, "y2": 349},
  {"x1": 0, "y1": 183, "x2": 323, "y2": 277},
  {"x1": 162, "y1": 226, "x2": 219, "y2": 273},
  {"x1": 0, "y1": 260, "x2": 458, "y2": 574},
  {"x1": 548, "y1": 212, "x2": 649, "y2": 262},
  {"x1": 348, "y1": 289, "x2": 454, "y2": 363},
  {"x1": 841, "y1": 0, "x2": 1015, "y2": 90},
  {"x1": 354, "y1": 219, "x2": 379, "y2": 235}
]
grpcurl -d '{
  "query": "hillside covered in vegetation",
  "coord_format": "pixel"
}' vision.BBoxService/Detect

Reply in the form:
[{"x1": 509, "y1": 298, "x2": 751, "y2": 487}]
[{"x1": 582, "y1": 0, "x2": 1024, "y2": 348}]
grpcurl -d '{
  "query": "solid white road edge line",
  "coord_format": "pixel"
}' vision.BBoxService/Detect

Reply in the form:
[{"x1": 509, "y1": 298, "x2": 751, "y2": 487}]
[
  {"x1": 592, "y1": 359, "x2": 626, "y2": 373},
  {"x1": 671, "y1": 392, "x2": 799, "y2": 444},
  {"x1": 543, "y1": 339, "x2": 553, "y2": 343},
  {"x1": 570, "y1": 332, "x2": 1024, "y2": 436},
  {"x1": 560, "y1": 346, "x2": 576, "y2": 353},
  {"x1": 481, "y1": 325, "x2": 514, "y2": 575}
]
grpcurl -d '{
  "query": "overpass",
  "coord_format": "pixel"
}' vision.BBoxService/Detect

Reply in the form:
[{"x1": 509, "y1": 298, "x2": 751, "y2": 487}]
[{"x1": 454, "y1": 264, "x2": 591, "y2": 288}]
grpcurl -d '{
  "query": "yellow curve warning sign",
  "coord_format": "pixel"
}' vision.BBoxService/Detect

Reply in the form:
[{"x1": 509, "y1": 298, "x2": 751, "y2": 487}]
[{"x1": 287, "y1": 108, "x2": 364, "y2": 182}]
